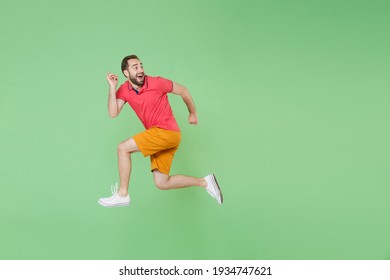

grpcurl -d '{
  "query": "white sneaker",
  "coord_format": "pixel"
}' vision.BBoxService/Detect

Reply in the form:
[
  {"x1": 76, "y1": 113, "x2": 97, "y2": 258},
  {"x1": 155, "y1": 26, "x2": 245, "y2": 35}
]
[
  {"x1": 98, "y1": 183, "x2": 130, "y2": 207},
  {"x1": 204, "y1": 173, "x2": 223, "y2": 205}
]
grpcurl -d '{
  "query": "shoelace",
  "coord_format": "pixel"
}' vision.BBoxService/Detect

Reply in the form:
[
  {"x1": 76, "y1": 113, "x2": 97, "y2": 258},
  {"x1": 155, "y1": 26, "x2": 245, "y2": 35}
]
[{"x1": 111, "y1": 182, "x2": 119, "y2": 195}]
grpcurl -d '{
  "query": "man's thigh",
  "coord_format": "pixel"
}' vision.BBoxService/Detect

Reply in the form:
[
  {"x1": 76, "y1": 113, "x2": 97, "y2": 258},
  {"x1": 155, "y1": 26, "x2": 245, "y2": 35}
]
[
  {"x1": 133, "y1": 127, "x2": 181, "y2": 157},
  {"x1": 150, "y1": 146, "x2": 179, "y2": 175}
]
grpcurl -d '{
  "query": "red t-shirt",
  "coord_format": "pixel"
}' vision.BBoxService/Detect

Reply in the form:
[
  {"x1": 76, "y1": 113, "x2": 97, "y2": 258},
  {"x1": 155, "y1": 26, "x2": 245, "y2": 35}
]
[{"x1": 116, "y1": 76, "x2": 180, "y2": 132}]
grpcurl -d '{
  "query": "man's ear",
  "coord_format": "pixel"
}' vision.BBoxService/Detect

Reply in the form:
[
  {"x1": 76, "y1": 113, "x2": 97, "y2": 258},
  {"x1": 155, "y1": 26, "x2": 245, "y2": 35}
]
[{"x1": 123, "y1": 70, "x2": 129, "y2": 78}]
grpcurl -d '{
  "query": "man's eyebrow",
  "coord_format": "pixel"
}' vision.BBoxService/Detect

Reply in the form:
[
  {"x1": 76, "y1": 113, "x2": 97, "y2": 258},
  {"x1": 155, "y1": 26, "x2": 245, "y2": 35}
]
[{"x1": 130, "y1": 62, "x2": 143, "y2": 67}]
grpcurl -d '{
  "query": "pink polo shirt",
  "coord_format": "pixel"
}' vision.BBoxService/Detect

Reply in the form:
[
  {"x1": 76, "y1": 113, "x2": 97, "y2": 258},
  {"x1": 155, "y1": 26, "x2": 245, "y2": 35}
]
[{"x1": 116, "y1": 76, "x2": 180, "y2": 132}]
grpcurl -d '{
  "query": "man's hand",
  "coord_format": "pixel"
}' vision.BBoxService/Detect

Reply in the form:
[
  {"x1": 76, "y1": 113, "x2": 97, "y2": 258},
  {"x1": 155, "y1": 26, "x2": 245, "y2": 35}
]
[
  {"x1": 107, "y1": 72, "x2": 125, "y2": 118},
  {"x1": 188, "y1": 113, "x2": 198, "y2": 125},
  {"x1": 107, "y1": 73, "x2": 118, "y2": 88}
]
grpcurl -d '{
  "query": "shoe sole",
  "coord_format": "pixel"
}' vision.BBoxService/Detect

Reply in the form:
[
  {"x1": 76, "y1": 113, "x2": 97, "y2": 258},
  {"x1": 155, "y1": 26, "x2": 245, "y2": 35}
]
[
  {"x1": 211, "y1": 173, "x2": 223, "y2": 204},
  {"x1": 98, "y1": 199, "x2": 130, "y2": 207}
]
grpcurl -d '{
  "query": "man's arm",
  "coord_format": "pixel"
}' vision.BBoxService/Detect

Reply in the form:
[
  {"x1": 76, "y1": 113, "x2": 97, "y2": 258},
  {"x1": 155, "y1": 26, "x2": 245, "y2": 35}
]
[
  {"x1": 107, "y1": 73, "x2": 125, "y2": 118},
  {"x1": 171, "y1": 82, "x2": 198, "y2": 125}
]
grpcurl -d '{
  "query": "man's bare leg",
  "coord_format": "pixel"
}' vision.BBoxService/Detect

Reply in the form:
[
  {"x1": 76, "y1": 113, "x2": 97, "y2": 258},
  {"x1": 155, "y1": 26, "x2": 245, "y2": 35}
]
[
  {"x1": 152, "y1": 170, "x2": 207, "y2": 190},
  {"x1": 117, "y1": 138, "x2": 140, "y2": 196},
  {"x1": 153, "y1": 170, "x2": 223, "y2": 204}
]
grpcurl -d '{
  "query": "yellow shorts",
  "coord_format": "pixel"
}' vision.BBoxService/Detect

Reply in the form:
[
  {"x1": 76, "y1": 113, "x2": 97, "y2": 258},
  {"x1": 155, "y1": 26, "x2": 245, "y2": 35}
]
[{"x1": 133, "y1": 127, "x2": 181, "y2": 175}]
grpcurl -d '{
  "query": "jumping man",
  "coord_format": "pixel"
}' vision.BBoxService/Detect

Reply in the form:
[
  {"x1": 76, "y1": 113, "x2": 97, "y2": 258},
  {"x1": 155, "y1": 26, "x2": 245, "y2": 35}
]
[{"x1": 98, "y1": 55, "x2": 223, "y2": 207}]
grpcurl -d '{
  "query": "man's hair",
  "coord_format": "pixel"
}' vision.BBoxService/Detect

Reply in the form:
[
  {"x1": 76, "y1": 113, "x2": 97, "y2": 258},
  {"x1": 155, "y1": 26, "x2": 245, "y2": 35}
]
[{"x1": 121, "y1": 55, "x2": 139, "y2": 76}]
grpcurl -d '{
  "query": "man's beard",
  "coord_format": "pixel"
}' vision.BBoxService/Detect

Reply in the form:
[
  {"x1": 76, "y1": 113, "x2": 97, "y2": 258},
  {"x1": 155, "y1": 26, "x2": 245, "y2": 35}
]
[{"x1": 130, "y1": 74, "x2": 145, "y2": 87}]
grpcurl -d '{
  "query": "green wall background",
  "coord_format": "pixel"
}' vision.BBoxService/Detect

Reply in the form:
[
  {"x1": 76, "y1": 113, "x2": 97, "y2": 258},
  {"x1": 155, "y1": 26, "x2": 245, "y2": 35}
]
[{"x1": 1, "y1": 0, "x2": 389, "y2": 259}]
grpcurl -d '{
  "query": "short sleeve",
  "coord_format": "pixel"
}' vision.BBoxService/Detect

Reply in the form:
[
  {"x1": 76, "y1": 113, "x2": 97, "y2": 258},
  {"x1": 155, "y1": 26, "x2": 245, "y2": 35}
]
[
  {"x1": 155, "y1": 76, "x2": 173, "y2": 93},
  {"x1": 116, "y1": 83, "x2": 127, "y2": 102}
]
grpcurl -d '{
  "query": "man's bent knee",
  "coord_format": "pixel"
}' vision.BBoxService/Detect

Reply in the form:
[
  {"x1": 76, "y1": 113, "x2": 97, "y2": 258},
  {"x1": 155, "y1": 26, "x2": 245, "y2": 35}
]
[
  {"x1": 154, "y1": 178, "x2": 170, "y2": 190},
  {"x1": 118, "y1": 138, "x2": 139, "y2": 154},
  {"x1": 153, "y1": 170, "x2": 169, "y2": 190}
]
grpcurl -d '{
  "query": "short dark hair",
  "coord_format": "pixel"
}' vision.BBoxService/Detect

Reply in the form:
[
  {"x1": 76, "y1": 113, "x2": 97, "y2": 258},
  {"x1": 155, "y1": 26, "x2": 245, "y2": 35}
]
[{"x1": 121, "y1": 55, "x2": 139, "y2": 76}]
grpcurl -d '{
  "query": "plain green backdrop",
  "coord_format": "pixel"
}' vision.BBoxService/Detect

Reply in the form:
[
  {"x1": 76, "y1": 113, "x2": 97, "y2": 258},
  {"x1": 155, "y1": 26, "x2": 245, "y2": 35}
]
[{"x1": 1, "y1": 0, "x2": 389, "y2": 259}]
